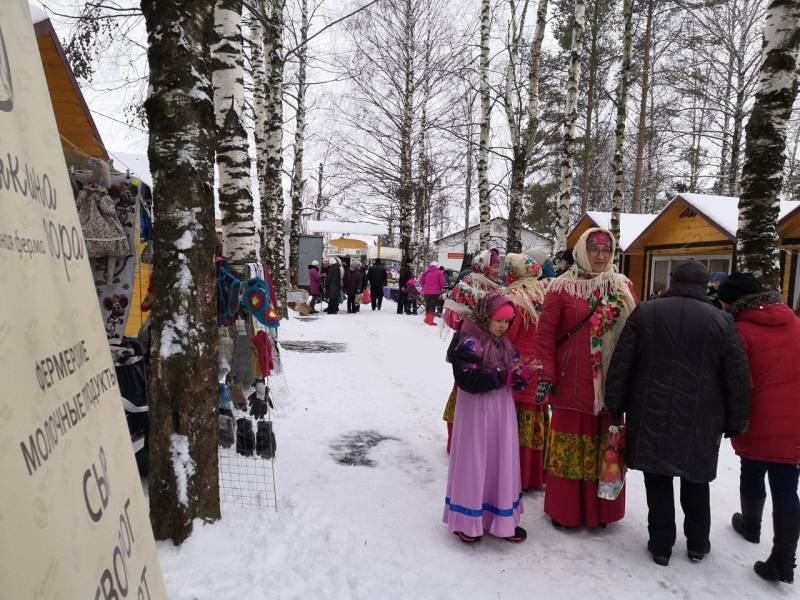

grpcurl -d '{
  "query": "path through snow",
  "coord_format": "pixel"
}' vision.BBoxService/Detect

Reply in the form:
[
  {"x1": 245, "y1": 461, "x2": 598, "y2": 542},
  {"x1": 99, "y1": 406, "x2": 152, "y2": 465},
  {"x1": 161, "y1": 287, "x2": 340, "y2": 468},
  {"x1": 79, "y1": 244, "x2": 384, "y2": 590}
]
[{"x1": 157, "y1": 305, "x2": 788, "y2": 599}]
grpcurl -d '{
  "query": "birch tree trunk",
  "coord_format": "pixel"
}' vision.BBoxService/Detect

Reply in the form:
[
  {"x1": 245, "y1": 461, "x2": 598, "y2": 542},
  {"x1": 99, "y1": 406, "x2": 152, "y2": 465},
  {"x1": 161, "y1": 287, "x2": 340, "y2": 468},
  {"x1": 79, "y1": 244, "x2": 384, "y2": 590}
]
[
  {"x1": 554, "y1": 0, "x2": 586, "y2": 250},
  {"x1": 717, "y1": 46, "x2": 736, "y2": 195},
  {"x1": 398, "y1": 0, "x2": 415, "y2": 264},
  {"x1": 141, "y1": 0, "x2": 220, "y2": 544},
  {"x1": 478, "y1": 0, "x2": 492, "y2": 250},
  {"x1": 288, "y1": 0, "x2": 309, "y2": 277},
  {"x1": 250, "y1": 17, "x2": 272, "y2": 263},
  {"x1": 729, "y1": 1, "x2": 754, "y2": 196},
  {"x1": 631, "y1": 0, "x2": 654, "y2": 214},
  {"x1": 213, "y1": 0, "x2": 257, "y2": 266},
  {"x1": 506, "y1": 0, "x2": 549, "y2": 254},
  {"x1": 736, "y1": 0, "x2": 800, "y2": 288},
  {"x1": 264, "y1": 0, "x2": 287, "y2": 314},
  {"x1": 579, "y1": 0, "x2": 601, "y2": 215},
  {"x1": 610, "y1": 0, "x2": 633, "y2": 258}
]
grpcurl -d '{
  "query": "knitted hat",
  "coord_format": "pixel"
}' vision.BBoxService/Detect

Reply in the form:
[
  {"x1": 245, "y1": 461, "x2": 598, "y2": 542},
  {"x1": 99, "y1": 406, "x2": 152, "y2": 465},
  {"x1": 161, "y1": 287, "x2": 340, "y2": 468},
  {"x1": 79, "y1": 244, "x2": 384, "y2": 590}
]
[
  {"x1": 671, "y1": 261, "x2": 709, "y2": 285},
  {"x1": 717, "y1": 272, "x2": 763, "y2": 304},
  {"x1": 242, "y1": 277, "x2": 270, "y2": 325},
  {"x1": 430, "y1": 261, "x2": 439, "y2": 268},
  {"x1": 311, "y1": 260, "x2": 319, "y2": 267},
  {"x1": 709, "y1": 271, "x2": 727, "y2": 283},
  {"x1": 491, "y1": 303, "x2": 515, "y2": 321}
]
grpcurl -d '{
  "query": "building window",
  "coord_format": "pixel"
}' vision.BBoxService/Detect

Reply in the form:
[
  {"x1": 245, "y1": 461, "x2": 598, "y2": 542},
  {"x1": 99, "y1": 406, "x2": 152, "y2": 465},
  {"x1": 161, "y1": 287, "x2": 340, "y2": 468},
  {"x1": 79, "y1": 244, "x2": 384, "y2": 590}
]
[{"x1": 650, "y1": 255, "x2": 731, "y2": 297}]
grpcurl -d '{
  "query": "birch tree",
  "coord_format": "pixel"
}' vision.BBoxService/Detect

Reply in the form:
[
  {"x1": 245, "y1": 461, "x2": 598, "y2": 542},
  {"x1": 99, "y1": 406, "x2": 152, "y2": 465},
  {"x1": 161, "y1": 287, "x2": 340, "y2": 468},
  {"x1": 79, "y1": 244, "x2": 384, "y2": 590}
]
[
  {"x1": 736, "y1": 0, "x2": 800, "y2": 287},
  {"x1": 478, "y1": 0, "x2": 493, "y2": 250},
  {"x1": 141, "y1": 0, "x2": 220, "y2": 544},
  {"x1": 213, "y1": 0, "x2": 257, "y2": 265},
  {"x1": 288, "y1": 0, "x2": 309, "y2": 277},
  {"x1": 554, "y1": 0, "x2": 586, "y2": 249},
  {"x1": 503, "y1": 0, "x2": 550, "y2": 253},
  {"x1": 630, "y1": 0, "x2": 654, "y2": 213},
  {"x1": 609, "y1": 0, "x2": 632, "y2": 253}
]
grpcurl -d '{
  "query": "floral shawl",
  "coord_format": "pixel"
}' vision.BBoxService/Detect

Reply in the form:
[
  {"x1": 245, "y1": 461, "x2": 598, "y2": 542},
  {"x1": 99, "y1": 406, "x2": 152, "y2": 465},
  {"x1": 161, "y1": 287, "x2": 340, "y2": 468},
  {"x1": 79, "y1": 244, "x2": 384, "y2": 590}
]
[{"x1": 502, "y1": 253, "x2": 546, "y2": 326}]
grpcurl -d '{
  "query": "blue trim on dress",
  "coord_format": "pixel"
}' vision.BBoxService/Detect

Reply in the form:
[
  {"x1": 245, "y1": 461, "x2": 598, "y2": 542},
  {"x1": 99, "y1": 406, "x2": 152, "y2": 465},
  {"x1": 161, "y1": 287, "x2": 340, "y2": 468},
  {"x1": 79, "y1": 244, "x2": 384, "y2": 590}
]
[{"x1": 445, "y1": 494, "x2": 522, "y2": 518}]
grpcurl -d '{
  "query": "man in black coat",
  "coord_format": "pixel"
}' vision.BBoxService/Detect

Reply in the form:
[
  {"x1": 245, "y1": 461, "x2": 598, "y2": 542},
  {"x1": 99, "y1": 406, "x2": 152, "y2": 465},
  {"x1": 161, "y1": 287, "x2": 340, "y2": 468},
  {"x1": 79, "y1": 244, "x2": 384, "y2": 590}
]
[
  {"x1": 605, "y1": 261, "x2": 750, "y2": 567},
  {"x1": 367, "y1": 259, "x2": 388, "y2": 311},
  {"x1": 324, "y1": 259, "x2": 342, "y2": 314}
]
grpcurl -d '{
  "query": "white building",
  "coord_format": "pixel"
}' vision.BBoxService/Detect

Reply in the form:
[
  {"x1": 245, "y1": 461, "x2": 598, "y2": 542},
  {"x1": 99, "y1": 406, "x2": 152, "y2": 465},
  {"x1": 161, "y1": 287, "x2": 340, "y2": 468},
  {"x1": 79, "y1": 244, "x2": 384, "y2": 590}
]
[{"x1": 434, "y1": 217, "x2": 552, "y2": 271}]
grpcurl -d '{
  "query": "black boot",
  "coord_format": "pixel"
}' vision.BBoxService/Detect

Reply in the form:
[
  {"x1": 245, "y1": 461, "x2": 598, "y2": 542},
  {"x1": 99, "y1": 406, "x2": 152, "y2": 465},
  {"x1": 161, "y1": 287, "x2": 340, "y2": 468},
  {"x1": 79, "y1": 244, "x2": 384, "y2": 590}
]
[
  {"x1": 732, "y1": 495, "x2": 765, "y2": 544},
  {"x1": 754, "y1": 512, "x2": 800, "y2": 584}
]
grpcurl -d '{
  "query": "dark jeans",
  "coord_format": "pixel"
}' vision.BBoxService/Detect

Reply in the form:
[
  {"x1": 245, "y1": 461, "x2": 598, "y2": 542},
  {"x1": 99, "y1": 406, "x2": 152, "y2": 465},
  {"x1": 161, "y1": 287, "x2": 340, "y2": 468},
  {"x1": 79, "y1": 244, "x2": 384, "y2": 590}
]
[
  {"x1": 424, "y1": 294, "x2": 439, "y2": 315},
  {"x1": 308, "y1": 295, "x2": 318, "y2": 311},
  {"x1": 644, "y1": 473, "x2": 710, "y2": 556},
  {"x1": 741, "y1": 458, "x2": 800, "y2": 514},
  {"x1": 370, "y1": 286, "x2": 383, "y2": 310},
  {"x1": 396, "y1": 291, "x2": 407, "y2": 314},
  {"x1": 405, "y1": 299, "x2": 418, "y2": 314}
]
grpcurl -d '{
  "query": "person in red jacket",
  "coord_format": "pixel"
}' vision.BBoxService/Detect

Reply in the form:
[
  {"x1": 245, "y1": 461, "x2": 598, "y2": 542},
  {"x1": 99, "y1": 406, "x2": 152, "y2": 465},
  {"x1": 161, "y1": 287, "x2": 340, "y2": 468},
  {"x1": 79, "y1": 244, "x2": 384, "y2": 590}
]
[
  {"x1": 719, "y1": 273, "x2": 800, "y2": 585},
  {"x1": 503, "y1": 253, "x2": 547, "y2": 491},
  {"x1": 533, "y1": 228, "x2": 637, "y2": 529}
]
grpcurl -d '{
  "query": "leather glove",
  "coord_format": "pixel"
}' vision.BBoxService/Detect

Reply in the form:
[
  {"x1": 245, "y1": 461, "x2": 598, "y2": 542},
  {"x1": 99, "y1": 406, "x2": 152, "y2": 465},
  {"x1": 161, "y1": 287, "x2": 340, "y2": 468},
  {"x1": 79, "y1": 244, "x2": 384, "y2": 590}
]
[{"x1": 536, "y1": 381, "x2": 554, "y2": 405}]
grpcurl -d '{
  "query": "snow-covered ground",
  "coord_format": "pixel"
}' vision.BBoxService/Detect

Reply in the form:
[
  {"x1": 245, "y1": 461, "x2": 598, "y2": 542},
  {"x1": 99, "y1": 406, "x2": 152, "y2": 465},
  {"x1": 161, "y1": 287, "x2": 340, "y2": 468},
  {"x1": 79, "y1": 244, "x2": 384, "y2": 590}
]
[{"x1": 157, "y1": 305, "x2": 790, "y2": 599}]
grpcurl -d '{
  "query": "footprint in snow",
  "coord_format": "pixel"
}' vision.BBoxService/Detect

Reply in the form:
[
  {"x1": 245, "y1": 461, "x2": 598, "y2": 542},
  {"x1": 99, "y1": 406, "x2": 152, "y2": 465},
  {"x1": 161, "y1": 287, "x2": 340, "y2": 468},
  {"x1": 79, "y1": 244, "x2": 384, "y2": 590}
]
[{"x1": 329, "y1": 430, "x2": 400, "y2": 467}]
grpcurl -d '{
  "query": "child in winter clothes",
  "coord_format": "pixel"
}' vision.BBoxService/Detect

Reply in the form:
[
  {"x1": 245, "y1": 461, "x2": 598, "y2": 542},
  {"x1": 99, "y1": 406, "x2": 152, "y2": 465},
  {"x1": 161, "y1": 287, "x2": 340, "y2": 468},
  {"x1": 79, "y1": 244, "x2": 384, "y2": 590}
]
[
  {"x1": 404, "y1": 278, "x2": 419, "y2": 315},
  {"x1": 443, "y1": 294, "x2": 532, "y2": 544}
]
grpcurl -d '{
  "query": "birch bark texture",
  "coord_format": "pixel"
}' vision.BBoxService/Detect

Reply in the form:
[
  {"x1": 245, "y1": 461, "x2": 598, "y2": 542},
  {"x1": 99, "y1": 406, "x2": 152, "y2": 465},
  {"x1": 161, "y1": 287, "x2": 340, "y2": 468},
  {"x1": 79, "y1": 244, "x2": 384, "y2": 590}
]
[
  {"x1": 263, "y1": 0, "x2": 288, "y2": 314},
  {"x1": 554, "y1": 0, "x2": 586, "y2": 250},
  {"x1": 141, "y1": 0, "x2": 221, "y2": 544},
  {"x1": 399, "y1": 0, "x2": 416, "y2": 264},
  {"x1": 610, "y1": 0, "x2": 633, "y2": 254},
  {"x1": 289, "y1": 0, "x2": 309, "y2": 276},
  {"x1": 630, "y1": 0, "x2": 654, "y2": 214},
  {"x1": 478, "y1": 0, "x2": 492, "y2": 251},
  {"x1": 736, "y1": 0, "x2": 800, "y2": 288},
  {"x1": 213, "y1": 0, "x2": 257, "y2": 265},
  {"x1": 504, "y1": 0, "x2": 549, "y2": 254}
]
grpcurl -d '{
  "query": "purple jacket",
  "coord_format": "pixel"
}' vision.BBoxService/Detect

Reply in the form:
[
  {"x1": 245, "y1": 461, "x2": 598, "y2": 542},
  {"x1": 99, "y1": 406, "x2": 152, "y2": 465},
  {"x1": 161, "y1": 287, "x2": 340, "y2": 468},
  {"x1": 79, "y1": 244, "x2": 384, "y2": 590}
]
[
  {"x1": 308, "y1": 267, "x2": 321, "y2": 295},
  {"x1": 419, "y1": 266, "x2": 446, "y2": 295}
]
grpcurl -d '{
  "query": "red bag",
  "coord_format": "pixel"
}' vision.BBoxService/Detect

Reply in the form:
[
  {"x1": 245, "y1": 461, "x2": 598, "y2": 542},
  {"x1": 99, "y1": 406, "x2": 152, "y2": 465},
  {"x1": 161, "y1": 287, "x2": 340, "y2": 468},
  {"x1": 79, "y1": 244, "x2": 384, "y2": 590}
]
[
  {"x1": 598, "y1": 425, "x2": 626, "y2": 500},
  {"x1": 361, "y1": 288, "x2": 371, "y2": 305}
]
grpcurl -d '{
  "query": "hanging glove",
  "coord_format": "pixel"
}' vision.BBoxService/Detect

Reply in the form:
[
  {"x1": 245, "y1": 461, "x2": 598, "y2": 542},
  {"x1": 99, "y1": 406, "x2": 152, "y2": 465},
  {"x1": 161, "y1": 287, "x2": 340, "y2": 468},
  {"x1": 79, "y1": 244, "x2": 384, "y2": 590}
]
[{"x1": 536, "y1": 381, "x2": 554, "y2": 405}]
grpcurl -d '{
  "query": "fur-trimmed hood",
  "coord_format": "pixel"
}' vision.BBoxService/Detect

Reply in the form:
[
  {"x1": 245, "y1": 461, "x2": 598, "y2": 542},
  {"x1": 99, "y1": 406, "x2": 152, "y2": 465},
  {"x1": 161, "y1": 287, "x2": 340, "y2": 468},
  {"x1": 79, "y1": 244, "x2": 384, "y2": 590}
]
[{"x1": 730, "y1": 291, "x2": 795, "y2": 327}]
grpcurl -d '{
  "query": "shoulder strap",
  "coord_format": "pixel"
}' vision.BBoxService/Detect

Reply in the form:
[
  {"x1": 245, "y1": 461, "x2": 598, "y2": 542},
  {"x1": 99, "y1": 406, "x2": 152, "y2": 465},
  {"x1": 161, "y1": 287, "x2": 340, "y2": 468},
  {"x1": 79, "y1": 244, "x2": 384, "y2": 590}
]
[{"x1": 557, "y1": 299, "x2": 599, "y2": 347}]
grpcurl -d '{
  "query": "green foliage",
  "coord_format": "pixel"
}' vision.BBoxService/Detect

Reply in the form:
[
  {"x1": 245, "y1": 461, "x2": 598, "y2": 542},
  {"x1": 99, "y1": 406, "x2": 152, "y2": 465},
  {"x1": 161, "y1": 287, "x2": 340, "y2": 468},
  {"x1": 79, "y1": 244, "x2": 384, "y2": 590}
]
[{"x1": 524, "y1": 180, "x2": 559, "y2": 236}]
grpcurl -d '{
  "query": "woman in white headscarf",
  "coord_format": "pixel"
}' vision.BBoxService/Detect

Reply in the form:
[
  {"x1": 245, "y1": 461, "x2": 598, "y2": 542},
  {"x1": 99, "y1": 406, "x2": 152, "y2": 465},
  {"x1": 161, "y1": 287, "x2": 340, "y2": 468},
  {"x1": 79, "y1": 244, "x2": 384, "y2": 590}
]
[{"x1": 533, "y1": 228, "x2": 637, "y2": 529}]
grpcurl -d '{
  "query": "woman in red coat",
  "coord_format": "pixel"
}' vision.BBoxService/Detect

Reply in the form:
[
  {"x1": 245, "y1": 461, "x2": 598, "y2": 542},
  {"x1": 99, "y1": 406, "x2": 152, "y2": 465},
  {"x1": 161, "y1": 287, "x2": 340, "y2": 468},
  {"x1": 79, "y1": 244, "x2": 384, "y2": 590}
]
[
  {"x1": 533, "y1": 228, "x2": 637, "y2": 529},
  {"x1": 503, "y1": 253, "x2": 547, "y2": 491},
  {"x1": 719, "y1": 273, "x2": 800, "y2": 585}
]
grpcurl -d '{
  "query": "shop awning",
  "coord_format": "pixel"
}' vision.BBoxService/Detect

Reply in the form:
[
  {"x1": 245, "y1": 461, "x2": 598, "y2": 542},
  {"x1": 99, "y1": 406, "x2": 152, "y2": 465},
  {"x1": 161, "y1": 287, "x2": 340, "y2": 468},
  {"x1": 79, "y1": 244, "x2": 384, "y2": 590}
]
[{"x1": 329, "y1": 237, "x2": 368, "y2": 250}]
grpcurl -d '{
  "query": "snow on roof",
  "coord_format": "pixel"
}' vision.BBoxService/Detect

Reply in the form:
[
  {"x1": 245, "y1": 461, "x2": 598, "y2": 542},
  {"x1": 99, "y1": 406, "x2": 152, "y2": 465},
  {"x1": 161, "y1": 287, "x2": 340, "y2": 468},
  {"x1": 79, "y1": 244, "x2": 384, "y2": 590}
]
[
  {"x1": 109, "y1": 150, "x2": 152, "y2": 187},
  {"x1": 584, "y1": 211, "x2": 657, "y2": 251},
  {"x1": 677, "y1": 194, "x2": 800, "y2": 235},
  {"x1": 307, "y1": 220, "x2": 388, "y2": 236},
  {"x1": 779, "y1": 200, "x2": 800, "y2": 222},
  {"x1": 678, "y1": 194, "x2": 740, "y2": 237},
  {"x1": 29, "y1": 1, "x2": 47, "y2": 24}
]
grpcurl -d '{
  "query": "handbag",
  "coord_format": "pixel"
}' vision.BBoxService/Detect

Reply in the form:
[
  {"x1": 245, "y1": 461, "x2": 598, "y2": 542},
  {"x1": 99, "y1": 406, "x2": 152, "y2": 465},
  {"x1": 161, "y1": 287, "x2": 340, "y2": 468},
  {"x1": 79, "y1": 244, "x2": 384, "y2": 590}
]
[
  {"x1": 598, "y1": 424, "x2": 626, "y2": 500},
  {"x1": 361, "y1": 288, "x2": 371, "y2": 305}
]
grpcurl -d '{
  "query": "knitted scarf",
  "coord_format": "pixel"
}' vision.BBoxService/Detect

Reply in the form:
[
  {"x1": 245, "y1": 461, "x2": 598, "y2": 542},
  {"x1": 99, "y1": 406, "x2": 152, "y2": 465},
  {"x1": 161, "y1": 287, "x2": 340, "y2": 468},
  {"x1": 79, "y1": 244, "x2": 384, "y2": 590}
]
[
  {"x1": 502, "y1": 253, "x2": 546, "y2": 326},
  {"x1": 547, "y1": 228, "x2": 636, "y2": 414}
]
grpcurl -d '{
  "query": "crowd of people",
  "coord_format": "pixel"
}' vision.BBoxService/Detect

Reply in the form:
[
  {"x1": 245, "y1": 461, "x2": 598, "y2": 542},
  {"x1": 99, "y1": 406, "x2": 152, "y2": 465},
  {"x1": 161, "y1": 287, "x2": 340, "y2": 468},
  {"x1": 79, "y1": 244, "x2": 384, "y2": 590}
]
[
  {"x1": 305, "y1": 256, "x2": 450, "y2": 318},
  {"x1": 438, "y1": 227, "x2": 800, "y2": 587}
]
